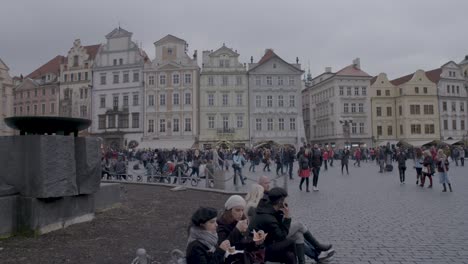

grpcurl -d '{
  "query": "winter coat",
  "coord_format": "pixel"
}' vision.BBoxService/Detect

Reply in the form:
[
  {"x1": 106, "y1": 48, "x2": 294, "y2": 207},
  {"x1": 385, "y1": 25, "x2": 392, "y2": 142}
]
[
  {"x1": 397, "y1": 154, "x2": 406, "y2": 169},
  {"x1": 186, "y1": 240, "x2": 225, "y2": 264},
  {"x1": 217, "y1": 218, "x2": 258, "y2": 264}
]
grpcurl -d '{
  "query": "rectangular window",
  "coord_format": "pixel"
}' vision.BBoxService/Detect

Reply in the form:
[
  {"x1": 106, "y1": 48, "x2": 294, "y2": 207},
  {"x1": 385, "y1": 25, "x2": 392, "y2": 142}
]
[
  {"x1": 237, "y1": 115, "x2": 243, "y2": 128},
  {"x1": 399, "y1": 105, "x2": 402, "y2": 116},
  {"x1": 339, "y1": 86, "x2": 344, "y2": 96},
  {"x1": 208, "y1": 116, "x2": 215, "y2": 129},
  {"x1": 267, "y1": 118, "x2": 273, "y2": 131},
  {"x1": 159, "y1": 119, "x2": 166, "y2": 132},
  {"x1": 461, "y1": 102, "x2": 465, "y2": 112},
  {"x1": 289, "y1": 95, "x2": 295, "y2": 107},
  {"x1": 347, "y1": 87, "x2": 352, "y2": 96},
  {"x1": 236, "y1": 76, "x2": 242, "y2": 86},
  {"x1": 351, "y1": 103, "x2": 356, "y2": 113},
  {"x1": 119, "y1": 58, "x2": 123, "y2": 65},
  {"x1": 376, "y1": 107, "x2": 382, "y2": 117},
  {"x1": 377, "y1": 126, "x2": 382, "y2": 136},
  {"x1": 184, "y1": 74, "x2": 192, "y2": 84},
  {"x1": 148, "y1": 95, "x2": 154, "y2": 106},
  {"x1": 385, "y1": 90, "x2": 390, "y2": 96},
  {"x1": 351, "y1": 123, "x2": 357, "y2": 134},
  {"x1": 222, "y1": 116, "x2": 229, "y2": 129},
  {"x1": 159, "y1": 75, "x2": 166, "y2": 85},
  {"x1": 354, "y1": 87, "x2": 359, "y2": 96},
  {"x1": 236, "y1": 93, "x2": 243, "y2": 106},
  {"x1": 288, "y1": 77, "x2": 295, "y2": 86},
  {"x1": 222, "y1": 94, "x2": 229, "y2": 106},
  {"x1": 344, "y1": 103, "x2": 349, "y2": 113},
  {"x1": 173, "y1": 119, "x2": 179, "y2": 132},
  {"x1": 185, "y1": 118, "x2": 192, "y2": 132},
  {"x1": 267, "y1": 95, "x2": 273, "y2": 107},
  {"x1": 278, "y1": 118, "x2": 285, "y2": 131},
  {"x1": 277, "y1": 77, "x2": 283, "y2": 86},
  {"x1": 423, "y1": 105, "x2": 434, "y2": 115},
  {"x1": 132, "y1": 113, "x2": 139, "y2": 128},
  {"x1": 85, "y1": 72, "x2": 88, "y2": 80},
  {"x1": 64, "y1": 74, "x2": 68, "y2": 82},
  {"x1": 119, "y1": 114, "x2": 129, "y2": 128},
  {"x1": 461, "y1": 120, "x2": 465, "y2": 130},
  {"x1": 148, "y1": 75, "x2": 155, "y2": 85},
  {"x1": 361, "y1": 87, "x2": 367, "y2": 96},
  {"x1": 41, "y1": 104, "x2": 45, "y2": 114},
  {"x1": 411, "y1": 124, "x2": 421, "y2": 134},
  {"x1": 443, "y1": 102, "x2": 447, "y2": 111},
  {"x1": 70, "y1": 73, "x2": 74, "y2": 82},
  {"x1": 148, "y1": 120, "x2": 154, "y2": 133},
  {"x1": 108, "y1": 114, "x2": 116, "y2": 128},
  {"x1": 255, "y1": 76, "x2": 261, "y2": 86},
  {"x1": 376, "y1": 90, "x2": 381, "y2": 96},
  {"x1": 400, "y1": 125, "x2": 403, "y2": 135},
  {"x1": 133, "y1": 72, "x2": 139, "y2": 82},
  {"x1": 256, "y1": 95, "x2": 261, "y2": 107},
  {"x1": 387, "y1": 126, "x2": 393, "y2": 136},
  {"x1": 173, "y1": 74, "x2": 179, "y2": 85},
  {"x1": 453, "y1": 120, "x2": 457, "y2": 130},
  {"x1": 425, "y1": 124, "x2": 435, "y2": 134},
  {"x1": 256, "y1": 118, "x2": 262, "y2": 131},
  {"x1": 447, "y1": 85, "x2": 450, "y2": 94},
  {"x1": 123, "y1": 95, "x2": 129, "y2": 107},
  {"x1": 359, "y1": 103, "x2": 364, "y2": 112},
  {"x1": 133, "y1": 94, "x2": 139, "y2": 106},
  {"x1": 359, "y1": 123, "x2": 364, "y2": 134},
  {"x1": 208, "y1": 76, "x2": 214, "y2": 86},
  {"x1": 290, "y1": 118, "x2": 296, "y2": 130},
  {"x1": 113, "y1": 74, "x2": 119, "y2": 84},
  {"x1": 452, "y1": 102, "x2": 456, "y2": 112},
  {"x1": 208, "y1": 94, "x2": 214, "y2": 106},
  {"x1": 222, "y1": 76, "x2": 228, "y2": 86},
  {"x1": 73, "y1": 55, "x2": 79, "y2": 66},
  {"x1": 33, "y1": 105, "x2": 37, "y2": 115},
  {"x1": 173, "y1": 93, "x2": 180, "y2": 105},
  {"x1": 278, "y1": 95, "x2": 284, "y2": 107},
  {"x1": 160, "y1": 94, "x2": 166, "y2": 106},
  {"x1": 410, "y1": 105, "x2": 420, "y2": 115},
  {"x1": 457, "y1": 86, "x2": 460, "y2": 94},
  {"x1": 185, "y1": 93, "x2": 191, "y2": 105},
  {"x1": 100, "y1": 74, "x2": 106, "y2": 85},
  {"x1": 50, "y1": 103, "x2": 55, "y2": 113},
  {"x1": 415, "y1": 87, "x2": 419, "y2": 94},
  {"x1": 423, "y1": 87, "x2": 427, "y2": 94},
  {"x1": 266, "y1": 76, "x2": 272, "y2": 86},
  {"x1": 387, "y1": 107, "x2": 392, "y2": 116},
  {"x1": 113, "y1": 95, "x2": 119, "y2": 110},
  {"x1": 444, "y1": 120, "x2": 448, "y2": 130},
  {"x1": 98, "y1": 115, "x2": 106, "y2": 129},
  {"x1": 42, "y1": 88, "x2": 45, "y2": 96}
]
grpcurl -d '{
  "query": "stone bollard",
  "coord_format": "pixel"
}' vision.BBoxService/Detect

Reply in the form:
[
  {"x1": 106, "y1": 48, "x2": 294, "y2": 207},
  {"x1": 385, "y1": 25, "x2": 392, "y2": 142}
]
[{"x1": 213, "y1": 169, "x2": 225, "y2": 190}]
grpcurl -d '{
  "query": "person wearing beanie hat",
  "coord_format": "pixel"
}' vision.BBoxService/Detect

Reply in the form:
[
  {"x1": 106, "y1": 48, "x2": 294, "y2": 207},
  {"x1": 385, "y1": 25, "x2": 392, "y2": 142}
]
[
  {"x1": 186, "y1": 207, "x2": 230, "y2": 264},
  {"x1": 217, "y1": 196, "x2": 266, "y2": 264}
]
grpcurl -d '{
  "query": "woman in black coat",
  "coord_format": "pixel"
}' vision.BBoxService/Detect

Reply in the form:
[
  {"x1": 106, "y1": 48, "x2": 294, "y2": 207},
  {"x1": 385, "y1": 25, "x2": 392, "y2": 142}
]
[{"x1": 186, "y1": 207, "x2": 230, "y2": 264}]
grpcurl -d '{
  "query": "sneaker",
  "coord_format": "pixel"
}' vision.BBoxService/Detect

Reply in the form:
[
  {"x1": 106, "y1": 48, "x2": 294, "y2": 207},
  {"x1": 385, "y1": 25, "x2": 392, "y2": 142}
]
[
  {"x1": 318, "y1": 248, "x2": 335, "y2": 261},
  {"x1": 314, "y1": 186, "x2": 319, "y2": 191}
]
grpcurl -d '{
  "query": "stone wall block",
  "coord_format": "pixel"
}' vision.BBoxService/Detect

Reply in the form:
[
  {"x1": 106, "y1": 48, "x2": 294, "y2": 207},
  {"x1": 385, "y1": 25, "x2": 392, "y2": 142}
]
[{"x1": 74, "y1": 137, "x2": 101, "y2": 194}]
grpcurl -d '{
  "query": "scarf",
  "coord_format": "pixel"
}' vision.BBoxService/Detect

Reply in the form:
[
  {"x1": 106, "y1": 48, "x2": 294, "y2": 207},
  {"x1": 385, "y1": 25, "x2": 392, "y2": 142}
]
[{"x1": 187, "y1": 226, "x2": 219, "y2": 253}]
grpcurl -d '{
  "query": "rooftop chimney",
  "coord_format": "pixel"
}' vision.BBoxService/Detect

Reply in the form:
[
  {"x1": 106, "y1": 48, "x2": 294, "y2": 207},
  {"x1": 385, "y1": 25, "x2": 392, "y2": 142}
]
[
  {"x1": 353, "y1": 58, "x2": 361, "y2": 69},
  {"x1": 325, "y1": 67, "x2": 332, "y2": 73}
]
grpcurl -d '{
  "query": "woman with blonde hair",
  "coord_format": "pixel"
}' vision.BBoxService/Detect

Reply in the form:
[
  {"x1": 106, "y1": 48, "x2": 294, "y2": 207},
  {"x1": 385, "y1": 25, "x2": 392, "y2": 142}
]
[
  {"x1": 436, "y1": 149, "x2": 452, "y2": 192},
  {"x1": 245, "y1": 184, "x2": 265, "y2": 223},
  {"x1": 420, "y1": 150, "x2": 434, "y2": 188}
]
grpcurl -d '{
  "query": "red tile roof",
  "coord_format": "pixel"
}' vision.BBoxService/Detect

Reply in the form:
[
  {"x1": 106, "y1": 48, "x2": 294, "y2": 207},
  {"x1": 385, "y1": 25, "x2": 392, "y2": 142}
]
[
  {"x1": 370, "y1": 76, "x2": 378, "y2": 85},
  {"x1": 390, "y1": 68, "x2": 441, "y2": 86},
  {"x1": 26, "y1": 55, "x2": 65, "y2": 79},
  {"x1": 390, "y1": 72, "x2": 414, "y2": 86},
  {"x1": 257, "y1": 49, "x2": 276, "y2": 65},
  {"x1": 84, "y1": 44, "x2": 101, "y2": 60},
  {"x1": 335, "y1": 64, "x2": 371, "y2": 77}
]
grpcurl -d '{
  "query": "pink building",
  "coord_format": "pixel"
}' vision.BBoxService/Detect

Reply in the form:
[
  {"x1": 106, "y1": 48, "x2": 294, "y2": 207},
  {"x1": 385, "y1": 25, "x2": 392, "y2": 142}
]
[{"x1": 13, "y1": 55, "x2": 65, "y2": 117}]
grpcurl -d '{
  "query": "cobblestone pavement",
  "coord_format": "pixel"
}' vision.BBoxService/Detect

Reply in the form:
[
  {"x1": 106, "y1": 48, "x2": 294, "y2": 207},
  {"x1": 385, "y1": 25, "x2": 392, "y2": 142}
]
[{"x1": 125, "y1": 160, "x2": 468, "y2": 263}]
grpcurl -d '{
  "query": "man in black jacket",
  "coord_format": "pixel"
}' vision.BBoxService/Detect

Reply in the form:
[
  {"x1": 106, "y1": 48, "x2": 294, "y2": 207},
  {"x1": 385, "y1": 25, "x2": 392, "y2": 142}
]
[
  {"x1": 310, "y1": 144, "x2": 323, "y2": 191},
  {"x1": 250, "y1": 187, "x2": 297, "y2": 264}
]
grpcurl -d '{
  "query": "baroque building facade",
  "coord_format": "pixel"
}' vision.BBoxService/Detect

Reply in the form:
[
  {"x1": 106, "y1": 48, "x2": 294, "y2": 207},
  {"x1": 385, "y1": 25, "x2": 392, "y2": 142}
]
[
  {"x1": 142, "y1": 35, "x2": 199, "y2": 149},
  {"x1": 248, "y1": 49, "x2": 305, "y2": 148},
  {"x1": 59, "y1": 39, "x2": 100, "y2": 120},
  {"x1": 370, "y1": 73, "x2": 397, "y2": 146},
  {"x1": 302, "y1": 59, "x2": 373, "y2": 148},
  {"x1": 199, "y1": 44, "x2": 249, "y2": 148},
  {"x1": 13, "y1": 55, "x2": 64, "y2": 118},
  {"x1": 0, "y1": 58, "x2": 14, "y2": 135},
  {"x1": 91, "y1": 27, "x2": 147, "y2": 149}
]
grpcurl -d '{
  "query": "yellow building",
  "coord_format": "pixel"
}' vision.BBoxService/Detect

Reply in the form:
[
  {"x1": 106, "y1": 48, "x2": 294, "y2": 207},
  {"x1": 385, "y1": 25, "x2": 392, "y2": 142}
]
[{"x1": 370, "y1": 73, "x2": 397, "y2": 146}]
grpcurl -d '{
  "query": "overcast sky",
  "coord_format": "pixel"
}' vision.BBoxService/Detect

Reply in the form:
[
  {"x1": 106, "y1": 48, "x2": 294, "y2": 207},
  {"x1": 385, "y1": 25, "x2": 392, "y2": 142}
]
[{"x1": 1, "y1": 0, "x2": 467, "y2": 79}]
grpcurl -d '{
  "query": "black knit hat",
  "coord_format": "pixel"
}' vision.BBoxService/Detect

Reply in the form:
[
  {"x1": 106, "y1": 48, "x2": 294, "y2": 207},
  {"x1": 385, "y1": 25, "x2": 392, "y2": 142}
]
[
  {"x1": 268, "y1": 187, "x2": 288, "y2": 205},
  {"x1": 191, "y1": 207, "x2": 218, "y2": 226}
]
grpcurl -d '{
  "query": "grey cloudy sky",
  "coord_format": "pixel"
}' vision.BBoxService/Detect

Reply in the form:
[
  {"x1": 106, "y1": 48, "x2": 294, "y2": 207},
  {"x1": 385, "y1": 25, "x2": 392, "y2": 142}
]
[{"x1": 1, "y1": 0, "x2": 467, "y2": 79}]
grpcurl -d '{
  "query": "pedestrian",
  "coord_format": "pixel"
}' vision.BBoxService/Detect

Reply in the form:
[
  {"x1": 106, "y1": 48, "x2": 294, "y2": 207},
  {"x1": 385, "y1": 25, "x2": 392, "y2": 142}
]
[
  {"x1": 322, "y1": 149, "x2": 328, "y2": 171},
  {"x1": 186, "y1": 207, "x2": 231, "y2": 264},
  {"x1": 298, "y1": 149, "x2": 311, "y2": 192},
  {"x1": 285, "y1": 147, "x2": 295, "y2": 180},
  {"x1": 460, "y1": 147, "x2": 465, "y2": 166},
  {"x1": 353, "y1": 148, "x2": 361, "y2": 167},
  {"x1": 396, "y1": 150, "x2": 407, "y2": 184},
  {"x1": 190, "y1": 150, "x2": 201, "y2": 179},
  {"x1": 420, "y1": 150, "x2": 434, "y2": 188},
  {"x1": 378, "y1": 148, "x2": 385, "y2": 173},
  {"x1": 436, "y1": 149, "x2": 452, "y2": 192},
  {"x1": 263, "y1": 149, "x2": 271, "y2": 172},
  {"x1": 275, "y1": 152, "x2": 283, "y2": 176},
  {"x1": 232, "y1": 150, "x2": 247, "y2": 185},
  {"x1": 413, "y1": 148, "x2": 424, "y2": 185},
  {"x1": 341, "y1": 148, "x2": 350, "y2": 175},
  {"x1": 328, "y1": 148, "x2": 334, "y2": 167},
  {"x1": 311, "y1": 144, "x2": 323, "y2": 191}
]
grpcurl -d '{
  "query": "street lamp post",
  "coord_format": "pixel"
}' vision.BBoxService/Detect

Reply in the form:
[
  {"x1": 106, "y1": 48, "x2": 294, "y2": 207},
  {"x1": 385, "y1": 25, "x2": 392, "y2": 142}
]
[{"x1": 340, "y1": 119, "x2": 353, "y2": 148}]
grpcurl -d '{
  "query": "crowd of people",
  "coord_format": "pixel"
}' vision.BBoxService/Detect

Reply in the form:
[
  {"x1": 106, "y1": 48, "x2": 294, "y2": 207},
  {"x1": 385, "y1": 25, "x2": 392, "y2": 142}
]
[{"x1": 185, "y1": 176, "x2": 335, "y2": 264}]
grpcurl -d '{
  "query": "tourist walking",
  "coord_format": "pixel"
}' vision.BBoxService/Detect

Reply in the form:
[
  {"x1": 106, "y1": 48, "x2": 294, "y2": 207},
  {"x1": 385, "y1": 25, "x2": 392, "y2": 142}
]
[
  {"x1": 420, "y1": 150, "x2": 434, "y2": 188},
  {"x1": 190, "y1": 150, "x2": 201, "y2": 179},
  {"x1": 311, "y1": 144, "x2": 323, "y2": 191},
  {"x1": 322, "y1": 149, "x2": 329, "y2": 171},
  {"x1": 378, "y1": 148, "x2": 385, "y2": 173},
  {"x1": 396, "y1": 150, "x2": 407, "y2": 184},
  {"x1": 436, "y1": 149, "x2": 452, "y2": 192},
  {"x1": 353, "y1": 148, "x2": 361, "y2": 167},
  {"x1": 298, "y1": 149, "x2": 311, "y2": 192},
  {"x1": 263, "y1": 149, "x2": 271, "y2": 172},
  {"x1": 341, "y1": 148, "x2": 350, "y2": 175},
  {"x1": 414, "y1": 148, "x2": 424, "y2": 185},
  {"x1": 233, "y1": 150, "x2": 247, "y2": 185},
  {"x1": 328, "y1": 148, "x2": 334, "y2": 167},
  {"x1": 459, "y1": 147, "x2": 465, "y2": 167}
]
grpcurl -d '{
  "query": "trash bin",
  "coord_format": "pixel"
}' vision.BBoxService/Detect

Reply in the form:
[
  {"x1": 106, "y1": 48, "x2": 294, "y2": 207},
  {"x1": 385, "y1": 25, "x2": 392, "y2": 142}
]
[{"x1": 213, "y1": 169, "x2": 225, "y2": 190}]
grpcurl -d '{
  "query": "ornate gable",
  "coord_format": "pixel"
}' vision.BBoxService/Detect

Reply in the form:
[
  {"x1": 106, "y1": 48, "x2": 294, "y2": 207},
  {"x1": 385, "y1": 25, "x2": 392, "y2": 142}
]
[
  {"x1": 156, "y1": 61, "x2": 184, "y2": 71},
  {"x1": 105, "y1": 27, "x2": 132, "y2": 39},
  {"x1": 210, "y1": 45, "x2": 239, "y2": 57},
  {"x1": 154, "y1": 34, "x2": 186, "y2": 46}
]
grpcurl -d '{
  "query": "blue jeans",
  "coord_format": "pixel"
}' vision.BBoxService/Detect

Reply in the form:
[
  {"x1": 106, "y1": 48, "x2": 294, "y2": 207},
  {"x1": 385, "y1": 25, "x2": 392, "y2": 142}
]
[
  {"x1": 233, "y1": 165, "x2": 245, "y2": 184},
  {"x1": 304, "y1": 240, "x2": 319, "y2": 261}
]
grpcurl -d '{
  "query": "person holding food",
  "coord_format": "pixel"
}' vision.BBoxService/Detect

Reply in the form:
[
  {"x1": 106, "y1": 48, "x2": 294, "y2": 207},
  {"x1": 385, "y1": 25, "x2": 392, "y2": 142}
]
[
  {"x1": 217, "y1": 195, "x2": 266, "y2": 264},
  {"x1": 186, "y1": 207, "x2": 231, "y2": 264}
]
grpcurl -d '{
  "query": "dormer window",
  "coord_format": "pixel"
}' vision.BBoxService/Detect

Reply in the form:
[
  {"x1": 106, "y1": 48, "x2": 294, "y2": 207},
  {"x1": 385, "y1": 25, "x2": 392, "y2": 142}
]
[
  {"x1": 73, "y1": 55, "x2": 79, "y2": 67},
  {"x1": 273, "y1": 63, "x2": 277, "y2": 68},
  {"x1": 167, "y1": 48, "x2": 173, "y2": 55}
]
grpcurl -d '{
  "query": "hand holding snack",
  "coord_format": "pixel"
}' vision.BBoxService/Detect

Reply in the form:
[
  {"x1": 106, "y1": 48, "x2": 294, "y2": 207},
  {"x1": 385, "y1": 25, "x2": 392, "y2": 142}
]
[
  {"x1": 252, "y1": 230, "x2": 268, "y2": 245},
  {"x1": 219, "y1": 240, "x2": 231, "y2": 252},
  {"x1": 236, "y1": 219, "x2": 249, "y2": 233}
]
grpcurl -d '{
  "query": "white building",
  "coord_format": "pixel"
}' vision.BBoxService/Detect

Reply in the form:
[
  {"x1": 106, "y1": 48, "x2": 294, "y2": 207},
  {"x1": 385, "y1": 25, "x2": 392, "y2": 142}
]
[
  {"x1": 302, "y1": 58, "x2": 373, "y2": 148},
  {"x1": 142, "y1": 35, "x2": 199, "y2": 149},
  {"x1": 248, "y1": 49, "x2": 305, "y2": 148},
  {"x1": 199, "y1": 44, "x2": 249, "y2": 148},
  {"x1": 435, "y1": 61, "x2": 467, "y2": 141},
  {"x1": 0, "y1": 58, "x2": 14, "y2": 136},
  {"x1": 59, "y1": 39, "x2": 100, "y2": 122},
  {"x1": 91, "y1": 27, "x2": 147, "y2": 149}
]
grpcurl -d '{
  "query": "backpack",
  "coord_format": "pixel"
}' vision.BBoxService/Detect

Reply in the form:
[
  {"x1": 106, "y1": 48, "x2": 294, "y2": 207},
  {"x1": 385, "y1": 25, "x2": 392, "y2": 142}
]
[{"x1": 300, "y1": 156, "x2": 309, "y2": 170}]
